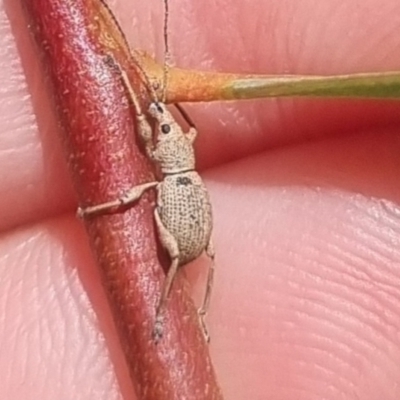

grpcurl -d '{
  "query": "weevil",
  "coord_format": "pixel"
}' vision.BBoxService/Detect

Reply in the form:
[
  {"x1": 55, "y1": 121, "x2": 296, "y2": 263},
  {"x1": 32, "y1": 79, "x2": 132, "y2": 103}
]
[{"x1": 78, "y1": 58, "x2": 215, "y2": 343}]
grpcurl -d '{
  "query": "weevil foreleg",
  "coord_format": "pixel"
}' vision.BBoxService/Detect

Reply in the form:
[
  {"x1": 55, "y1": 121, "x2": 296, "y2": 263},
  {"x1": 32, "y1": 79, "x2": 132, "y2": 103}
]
[
  {"x1": 104, "y1": 54, "x2": 155, "y2": 158},
  {"x1": 186, "y1": 127, "x2": 198, "y2": 144},
  {"x1": 77, "y1": 181, "x2": 158, "y2": 218},
  {"x1": 197, "y1": 240, "x2": 215, "y2": 343},
  {"x1": 117, "y1": 65, "x2": 155, "y2": 159},
  {"x1": 153, "y1": 208, "x2": 180, "y2": 342}
]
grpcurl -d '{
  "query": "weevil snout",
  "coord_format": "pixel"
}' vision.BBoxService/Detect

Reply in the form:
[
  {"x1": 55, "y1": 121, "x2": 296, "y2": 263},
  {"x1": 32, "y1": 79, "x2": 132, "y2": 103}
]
[
  {"x1": 148, "y1": 102, "x2": 166, "y2": 118},
  {"x1": 148, "y1": 102, "x2": 177, "y2": 138}
]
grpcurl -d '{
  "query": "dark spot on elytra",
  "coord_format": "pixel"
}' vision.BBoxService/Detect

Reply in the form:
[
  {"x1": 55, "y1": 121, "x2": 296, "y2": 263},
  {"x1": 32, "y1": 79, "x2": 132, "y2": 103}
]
[{"x1": 176, "y1": 176, "x2": 192, "y2": 186}]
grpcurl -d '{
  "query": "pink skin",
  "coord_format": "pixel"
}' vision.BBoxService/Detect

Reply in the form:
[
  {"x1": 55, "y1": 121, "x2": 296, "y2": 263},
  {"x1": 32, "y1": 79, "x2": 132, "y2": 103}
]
[{"x1": 1, "y1": 0, "x2": 400, "y2": 399}]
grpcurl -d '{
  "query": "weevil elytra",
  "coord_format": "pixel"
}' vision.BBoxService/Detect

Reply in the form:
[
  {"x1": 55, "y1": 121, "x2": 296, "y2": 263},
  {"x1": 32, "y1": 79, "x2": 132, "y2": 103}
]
[{"x1": 77, "y1": 54, "x2": 215, "y2": 342}]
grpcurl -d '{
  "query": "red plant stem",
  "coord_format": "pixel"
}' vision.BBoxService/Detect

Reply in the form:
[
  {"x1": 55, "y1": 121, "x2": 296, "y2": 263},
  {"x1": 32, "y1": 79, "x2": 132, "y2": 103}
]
[{"x1": 21, "y1": 0, "x2": 223, "y2": 398}]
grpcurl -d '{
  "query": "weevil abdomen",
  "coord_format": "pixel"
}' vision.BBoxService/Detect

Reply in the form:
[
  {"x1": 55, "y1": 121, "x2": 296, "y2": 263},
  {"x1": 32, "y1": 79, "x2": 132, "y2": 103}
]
[{"x1": 157, "y1": 171, "x2": 212, "y2": 265}]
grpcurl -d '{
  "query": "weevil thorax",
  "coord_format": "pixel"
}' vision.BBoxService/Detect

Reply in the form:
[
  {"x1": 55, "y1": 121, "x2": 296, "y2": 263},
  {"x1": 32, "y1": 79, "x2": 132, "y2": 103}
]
[{"x1": 148, "y1": 102, "x2": 196, "y2": 175}]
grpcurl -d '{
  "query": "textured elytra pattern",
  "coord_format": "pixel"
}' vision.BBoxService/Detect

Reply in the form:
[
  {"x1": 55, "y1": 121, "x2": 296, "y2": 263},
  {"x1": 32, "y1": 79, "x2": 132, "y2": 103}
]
[
  {"x1": 157, "y1": 171, "x2": 212, "y2": 265},
  {"x1": 153, "y1": 135, "x2": 196, "y2": 173}
]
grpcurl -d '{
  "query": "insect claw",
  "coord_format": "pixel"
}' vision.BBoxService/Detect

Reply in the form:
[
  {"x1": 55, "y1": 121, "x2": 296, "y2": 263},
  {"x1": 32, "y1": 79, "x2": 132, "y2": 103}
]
[
  {"x1": 76, "y1": 207, "x2": 86, "y2": 219},
  {"x1": 152, "y1": 315, "x2": 164, "y2": 344},
  {"x1": 103, "y1": 54, "x2": 121, "y2": 74}
]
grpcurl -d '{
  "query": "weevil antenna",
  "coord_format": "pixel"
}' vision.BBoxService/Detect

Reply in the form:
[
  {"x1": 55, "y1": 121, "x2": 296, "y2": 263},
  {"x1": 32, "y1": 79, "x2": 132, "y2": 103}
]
[
  {"x1": 98, "y1": 0, "x2": 131, "y2": 52},
  {"x1": 130, "y1": 50, "x2": 159, "y2": 101},
  {"x1": 162, "y1": 0, "x2": 171, "y2": 103},
  {"x1": 98, "y1": 0, "x2": 158, "y2": 101}
]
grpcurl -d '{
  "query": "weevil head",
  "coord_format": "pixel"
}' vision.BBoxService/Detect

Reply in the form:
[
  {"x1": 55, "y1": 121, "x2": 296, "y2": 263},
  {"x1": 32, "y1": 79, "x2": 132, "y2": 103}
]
[
  {"x1": 148, "y1": 101, "x2": 195, "y2": 174},
  {"x1": 148, "y1": 102, "x2": 185, "y2": 142}
]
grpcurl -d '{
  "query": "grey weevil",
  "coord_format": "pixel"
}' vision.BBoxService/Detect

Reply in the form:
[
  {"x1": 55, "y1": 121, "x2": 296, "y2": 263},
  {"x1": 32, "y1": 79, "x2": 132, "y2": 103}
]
[{"x1": 78, "y1": 59, "x2": 215, "y2": 343}]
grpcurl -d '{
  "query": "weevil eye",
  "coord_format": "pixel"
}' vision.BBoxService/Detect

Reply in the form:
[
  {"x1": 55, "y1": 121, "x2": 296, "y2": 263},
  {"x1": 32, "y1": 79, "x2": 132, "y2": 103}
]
[
  {"x1": 161, "y1": 124, "x2": 171, "y2": 134},
  {"x1": 156, "y1": 103, "x2": 164, "y2": 113}
]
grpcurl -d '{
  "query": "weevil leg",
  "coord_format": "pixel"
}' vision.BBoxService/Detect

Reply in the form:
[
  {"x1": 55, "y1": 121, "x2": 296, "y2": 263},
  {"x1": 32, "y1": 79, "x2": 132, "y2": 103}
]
[
  {"x1": 198, "y1": 240, "x2": 215, "y2": 343},
  {"x1": 119, "y1": 69, "x2": 153, "y2": 145},
  {"x1": 104, "y1": 54, "x2": 155, "y2": 158},
  {"x1": 173, "y1": 103, "x2": 198, "y2": 143},
  {"x1": 77, "y1": 181, "x2": 158, "y2": 218},
  {"x1": 186, "y1": 127, "x2": 198, "y2": 144},
  {"x1": 153, "y1": 208, "x2": 180, "y2": 342}
]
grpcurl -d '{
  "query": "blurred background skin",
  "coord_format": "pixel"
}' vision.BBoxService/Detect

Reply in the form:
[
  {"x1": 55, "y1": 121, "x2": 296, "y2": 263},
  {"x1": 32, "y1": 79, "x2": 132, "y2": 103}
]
[{"x1": 2, "y1": 0, "x2": 400, "y2": 399}]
